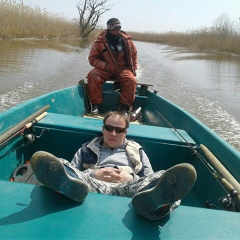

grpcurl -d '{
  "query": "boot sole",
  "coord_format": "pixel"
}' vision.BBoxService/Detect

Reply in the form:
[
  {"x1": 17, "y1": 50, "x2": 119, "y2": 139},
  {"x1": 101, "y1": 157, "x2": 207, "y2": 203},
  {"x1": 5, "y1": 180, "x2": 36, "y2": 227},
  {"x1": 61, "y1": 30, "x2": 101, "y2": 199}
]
[
  {"x1": 31, "y1": 151, "x2": 89, "y2": 202},
  {"x1": 132, "y1": 163, "x2": 197, "y2": 216}
]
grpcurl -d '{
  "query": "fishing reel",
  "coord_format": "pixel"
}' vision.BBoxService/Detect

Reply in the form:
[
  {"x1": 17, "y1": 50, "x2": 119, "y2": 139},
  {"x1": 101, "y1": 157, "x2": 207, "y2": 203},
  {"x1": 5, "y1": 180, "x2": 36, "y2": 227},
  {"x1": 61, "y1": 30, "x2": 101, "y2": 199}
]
[
  {"x1": 22, "y1": 129, "x2": 48, "y2": 144},
  {"x1": 0, "y1": 129, "x2": 48, "y2": 158},
  {"x1": 220, "y1": 190, "x2": 239, "y2": 212},
  {"x1": 22, "y1": 133, "x2": 35, "y2": 143},
  {"x1": 206, "y1": 190, "x2": 239, "y2": 212}
]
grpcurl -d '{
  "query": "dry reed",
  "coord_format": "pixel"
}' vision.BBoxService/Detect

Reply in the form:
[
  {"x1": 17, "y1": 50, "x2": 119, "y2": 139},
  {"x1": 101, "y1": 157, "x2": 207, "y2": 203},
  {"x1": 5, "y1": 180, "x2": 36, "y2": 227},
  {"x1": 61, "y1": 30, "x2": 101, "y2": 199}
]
[
  {"x1": 0, "y1": 0, "x2": 79, "y2": 39},
  {"x1": 1, "y1": 0, "x2": 240, "y2": 55},
  {"x1": 129, "y1": 26, "x2": 240, "y2": 55}
]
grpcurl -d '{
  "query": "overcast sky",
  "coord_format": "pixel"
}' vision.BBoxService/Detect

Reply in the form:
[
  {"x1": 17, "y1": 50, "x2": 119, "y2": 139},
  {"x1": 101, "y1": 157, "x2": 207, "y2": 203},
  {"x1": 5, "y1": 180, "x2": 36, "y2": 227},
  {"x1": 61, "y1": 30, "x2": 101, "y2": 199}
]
[{"x1": 20, "y1": 0, "x2": 240, "y2": 32}]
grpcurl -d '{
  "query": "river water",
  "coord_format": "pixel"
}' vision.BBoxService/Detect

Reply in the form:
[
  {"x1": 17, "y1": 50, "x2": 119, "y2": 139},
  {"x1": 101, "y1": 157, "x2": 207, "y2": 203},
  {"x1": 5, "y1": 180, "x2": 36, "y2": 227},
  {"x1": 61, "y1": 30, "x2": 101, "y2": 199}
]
[{"x1": 0, "y1": 39, "x2": 239, "y2": 150}]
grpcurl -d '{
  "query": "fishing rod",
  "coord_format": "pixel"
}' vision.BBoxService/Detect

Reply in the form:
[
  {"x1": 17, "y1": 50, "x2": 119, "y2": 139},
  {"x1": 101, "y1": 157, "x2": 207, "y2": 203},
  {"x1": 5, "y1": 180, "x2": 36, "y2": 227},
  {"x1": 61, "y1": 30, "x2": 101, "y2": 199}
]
[
  {"x1": 156, "y1": 110, "x2": 240, "y2": 211},
  {"x1": 200, "y1": 144, "x2": 240, "y2": 211},
  {"x1": 0, "y1": 105, "x2": 49, "y2": 148},
  {"x1": 156, "y1": 110, "x2": 224, "y2": 183},
  {"x1": 200, "y1": 144, "x2": 240, "y2": 194}
]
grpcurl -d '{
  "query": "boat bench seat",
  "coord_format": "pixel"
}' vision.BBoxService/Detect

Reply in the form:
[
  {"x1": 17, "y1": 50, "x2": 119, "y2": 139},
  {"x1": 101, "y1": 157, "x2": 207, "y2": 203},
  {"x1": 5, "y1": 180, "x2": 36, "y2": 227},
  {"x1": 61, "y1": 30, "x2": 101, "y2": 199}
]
[
  {"x1": 36, "y1": 113, "x2": 196, "y2": 147},
  {"x1": 1, "y1": 180, "x2": 239, "y2": 239},
  {"x1": 103, "y1": 79, "x2": 153, "y2": 96}
]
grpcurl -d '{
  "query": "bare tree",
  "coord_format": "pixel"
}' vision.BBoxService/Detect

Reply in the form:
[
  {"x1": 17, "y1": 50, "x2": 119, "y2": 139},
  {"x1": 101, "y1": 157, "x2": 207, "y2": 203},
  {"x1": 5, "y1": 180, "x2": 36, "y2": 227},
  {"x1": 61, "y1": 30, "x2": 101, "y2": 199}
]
[
  {"x1": 76, "y1": 0, "x2": 112, "y2": 38},
  {"x1": 212, "y1": 13, "x2": 235, "y2": 38}
]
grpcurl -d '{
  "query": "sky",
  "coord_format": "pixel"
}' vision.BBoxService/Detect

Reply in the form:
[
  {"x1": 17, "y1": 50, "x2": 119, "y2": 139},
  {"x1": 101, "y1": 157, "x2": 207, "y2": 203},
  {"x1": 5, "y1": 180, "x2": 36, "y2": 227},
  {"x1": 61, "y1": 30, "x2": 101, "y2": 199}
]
[{"x1": 19, "y1": 0, "x2": 240, "y2": 32}]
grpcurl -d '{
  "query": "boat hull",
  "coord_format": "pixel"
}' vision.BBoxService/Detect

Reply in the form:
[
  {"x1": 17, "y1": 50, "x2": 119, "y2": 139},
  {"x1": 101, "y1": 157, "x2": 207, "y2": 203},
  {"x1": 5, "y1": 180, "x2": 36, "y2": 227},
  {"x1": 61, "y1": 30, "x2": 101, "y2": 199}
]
[{"x1": 0, "y1": 84, "x2": 239, "y2": 239}]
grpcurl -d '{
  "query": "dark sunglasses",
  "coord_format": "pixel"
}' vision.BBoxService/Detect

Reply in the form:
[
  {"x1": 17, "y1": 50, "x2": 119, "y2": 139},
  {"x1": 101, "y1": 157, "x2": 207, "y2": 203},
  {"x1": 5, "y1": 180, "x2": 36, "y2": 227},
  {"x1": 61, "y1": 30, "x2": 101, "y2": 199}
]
[
  {"x1": 108, "y1": 23, "x2": 121, "y2": 30},
  {"x1": 104, "y1": 125, "x2": 126, "y2": 134}
]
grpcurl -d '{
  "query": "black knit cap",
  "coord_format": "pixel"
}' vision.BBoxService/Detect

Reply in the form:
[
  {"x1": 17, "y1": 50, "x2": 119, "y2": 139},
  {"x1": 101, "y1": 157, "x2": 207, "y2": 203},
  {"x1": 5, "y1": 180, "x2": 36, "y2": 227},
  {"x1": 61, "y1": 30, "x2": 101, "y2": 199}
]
[{"x1": 107, "y1": 18, "x2": 121, "y2": 30}]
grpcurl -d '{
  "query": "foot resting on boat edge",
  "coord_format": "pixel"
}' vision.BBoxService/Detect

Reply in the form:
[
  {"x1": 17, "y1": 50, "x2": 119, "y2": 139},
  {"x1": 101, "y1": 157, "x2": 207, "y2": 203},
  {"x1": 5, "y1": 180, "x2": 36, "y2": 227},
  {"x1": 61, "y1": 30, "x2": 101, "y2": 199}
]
[
  {"x1": 31, "y1": 151, "x2": 89, "y2": 203},
  {"x1": 132, "y1": 163, "x2": 197, "y2": 219}
]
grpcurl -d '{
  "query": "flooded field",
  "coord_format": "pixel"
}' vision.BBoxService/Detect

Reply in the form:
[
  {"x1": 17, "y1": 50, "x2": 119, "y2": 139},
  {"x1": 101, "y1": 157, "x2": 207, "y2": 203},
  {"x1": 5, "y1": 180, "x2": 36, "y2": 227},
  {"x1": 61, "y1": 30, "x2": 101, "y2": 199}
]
[{"x1": 0, "y1": 39, "x2": 239, "y2": 150}]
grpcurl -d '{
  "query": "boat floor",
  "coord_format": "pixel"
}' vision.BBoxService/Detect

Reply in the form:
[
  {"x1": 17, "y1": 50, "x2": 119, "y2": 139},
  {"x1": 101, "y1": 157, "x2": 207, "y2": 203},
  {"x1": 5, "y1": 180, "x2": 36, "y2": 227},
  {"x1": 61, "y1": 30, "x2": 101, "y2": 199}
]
[{"x1": 1, "y1": 180, "x2": 240, "y2": 239}]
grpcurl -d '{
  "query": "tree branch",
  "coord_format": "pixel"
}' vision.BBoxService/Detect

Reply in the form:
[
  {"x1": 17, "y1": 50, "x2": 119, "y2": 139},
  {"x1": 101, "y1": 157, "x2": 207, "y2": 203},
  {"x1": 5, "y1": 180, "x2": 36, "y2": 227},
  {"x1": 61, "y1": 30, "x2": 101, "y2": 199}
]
[{"x1": 76, "y1": 0, "x2": 112, "y2": 38}]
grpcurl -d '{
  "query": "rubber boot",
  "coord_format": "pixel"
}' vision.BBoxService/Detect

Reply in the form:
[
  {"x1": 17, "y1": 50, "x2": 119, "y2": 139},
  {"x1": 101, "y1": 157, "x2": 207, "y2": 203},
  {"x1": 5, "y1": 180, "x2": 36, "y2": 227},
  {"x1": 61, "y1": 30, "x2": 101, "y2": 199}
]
[{"x1": 91, "y1": 104, "x2": 99, "y2": 115}]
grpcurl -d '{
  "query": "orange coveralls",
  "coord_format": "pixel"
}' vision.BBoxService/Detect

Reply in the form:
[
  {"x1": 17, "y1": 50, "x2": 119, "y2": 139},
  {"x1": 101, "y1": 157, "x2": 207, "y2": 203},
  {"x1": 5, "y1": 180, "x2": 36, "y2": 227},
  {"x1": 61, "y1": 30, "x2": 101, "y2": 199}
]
[{"x1": 87, "y1": 30, "x2": 137, "y2": 106}]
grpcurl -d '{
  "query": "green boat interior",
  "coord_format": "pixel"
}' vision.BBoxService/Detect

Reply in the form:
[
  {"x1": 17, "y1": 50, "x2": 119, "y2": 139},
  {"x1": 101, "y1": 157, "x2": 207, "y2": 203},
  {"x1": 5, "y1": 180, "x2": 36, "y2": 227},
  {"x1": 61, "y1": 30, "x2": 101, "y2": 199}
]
[{"x1": 0, "y1": 83, "x2": 239, "y2": 239}]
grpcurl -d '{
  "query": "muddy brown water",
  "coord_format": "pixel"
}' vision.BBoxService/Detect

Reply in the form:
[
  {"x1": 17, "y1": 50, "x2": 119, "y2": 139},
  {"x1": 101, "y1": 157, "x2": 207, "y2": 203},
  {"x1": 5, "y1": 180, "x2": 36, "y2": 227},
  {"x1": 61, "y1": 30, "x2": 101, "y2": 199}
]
[{"x1": 0, "y1": 39, "x2": 239, "y2": 150}]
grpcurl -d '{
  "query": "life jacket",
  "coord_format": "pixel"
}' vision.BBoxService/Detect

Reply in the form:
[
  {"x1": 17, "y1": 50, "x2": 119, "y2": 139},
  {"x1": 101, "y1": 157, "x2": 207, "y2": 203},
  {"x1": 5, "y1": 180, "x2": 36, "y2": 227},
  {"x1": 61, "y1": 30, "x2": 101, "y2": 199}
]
[{"x1": 80, "y1": 137, "x2": 144, "y2": 176}]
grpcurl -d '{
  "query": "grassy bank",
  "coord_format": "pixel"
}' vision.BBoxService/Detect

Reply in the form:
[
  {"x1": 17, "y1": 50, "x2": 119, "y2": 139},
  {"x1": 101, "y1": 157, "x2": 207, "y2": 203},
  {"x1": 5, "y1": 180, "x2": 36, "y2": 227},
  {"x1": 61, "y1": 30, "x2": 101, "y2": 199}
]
[{"x1": 0, "y1": 0, "x2": 79, "y2": 39}]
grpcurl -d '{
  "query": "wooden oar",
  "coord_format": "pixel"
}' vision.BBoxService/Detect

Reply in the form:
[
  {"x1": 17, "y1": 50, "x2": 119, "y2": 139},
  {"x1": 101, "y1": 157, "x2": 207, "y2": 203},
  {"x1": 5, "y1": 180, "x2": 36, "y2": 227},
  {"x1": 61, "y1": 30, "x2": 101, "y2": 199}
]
[{"x1": 0, "y1": 105, "x2": 50, "y2": 147}]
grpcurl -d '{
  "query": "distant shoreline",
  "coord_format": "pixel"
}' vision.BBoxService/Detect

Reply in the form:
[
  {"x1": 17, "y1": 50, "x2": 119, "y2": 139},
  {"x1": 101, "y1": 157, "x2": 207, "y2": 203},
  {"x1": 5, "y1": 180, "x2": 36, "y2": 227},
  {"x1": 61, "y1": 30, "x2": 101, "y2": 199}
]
[{"x1": 1, "y1": 0, "x2": 239, "y2": 55}]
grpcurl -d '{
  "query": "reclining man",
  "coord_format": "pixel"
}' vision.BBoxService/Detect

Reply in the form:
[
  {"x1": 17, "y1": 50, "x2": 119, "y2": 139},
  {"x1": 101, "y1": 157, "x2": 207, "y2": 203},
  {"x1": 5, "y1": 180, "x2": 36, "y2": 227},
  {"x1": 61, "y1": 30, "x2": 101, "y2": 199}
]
[{"x1": 31, "y1": 111, "x2": 197, "y2": 220}]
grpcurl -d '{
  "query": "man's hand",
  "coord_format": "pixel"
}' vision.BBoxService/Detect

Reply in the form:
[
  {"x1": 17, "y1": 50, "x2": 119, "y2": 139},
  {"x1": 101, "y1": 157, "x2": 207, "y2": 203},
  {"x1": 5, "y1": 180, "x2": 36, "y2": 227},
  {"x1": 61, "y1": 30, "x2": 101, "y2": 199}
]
[{"x1": 94, "y1": 168, "x2": 133, "y2": 183}]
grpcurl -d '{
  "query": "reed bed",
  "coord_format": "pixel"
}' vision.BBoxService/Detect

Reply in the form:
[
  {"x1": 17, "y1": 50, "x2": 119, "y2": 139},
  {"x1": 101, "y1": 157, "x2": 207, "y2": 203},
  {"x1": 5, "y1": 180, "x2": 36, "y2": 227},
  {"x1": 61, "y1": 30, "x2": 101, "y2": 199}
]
[
  {"x1": 129, "y1": 27, "x2": 240, "y2": 55},
  {"x1": 1, "y1": 0, "x2": 240, "y2": 55},
  {"x1": 0, "y1": 0, "x2": 79, "y2": 39}
]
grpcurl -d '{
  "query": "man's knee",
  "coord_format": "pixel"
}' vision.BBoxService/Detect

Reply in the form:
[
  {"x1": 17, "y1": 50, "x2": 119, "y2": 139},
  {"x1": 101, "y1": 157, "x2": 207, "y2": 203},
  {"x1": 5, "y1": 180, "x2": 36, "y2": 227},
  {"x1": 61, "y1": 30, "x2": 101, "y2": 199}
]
[
  {"x1": 128, "y1": 76, "x2": 137, "y2": 86},
  {"x1": 87, "y1": 69, "x2": 108, "y2": 85},
  {"x1": 87, "y1": 69, "x2": 96, "y2": 83}
]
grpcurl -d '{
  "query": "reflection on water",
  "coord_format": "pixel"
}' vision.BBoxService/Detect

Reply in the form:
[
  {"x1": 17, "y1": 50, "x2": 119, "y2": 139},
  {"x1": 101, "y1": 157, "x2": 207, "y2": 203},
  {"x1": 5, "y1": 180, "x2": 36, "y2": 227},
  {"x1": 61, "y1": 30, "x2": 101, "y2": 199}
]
[
  {"x1": 0, "y1": 39, "x2": 92, "y2": 110},
  {"x1": 160, "y1": 47, "x2": 240, "y2": 121},
  {"x1": 0, "y1": 40, "x2": 239, "y2": 150},
  {"x1": 0, "y1": 39, "x2": 90, "y2": 92}
]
